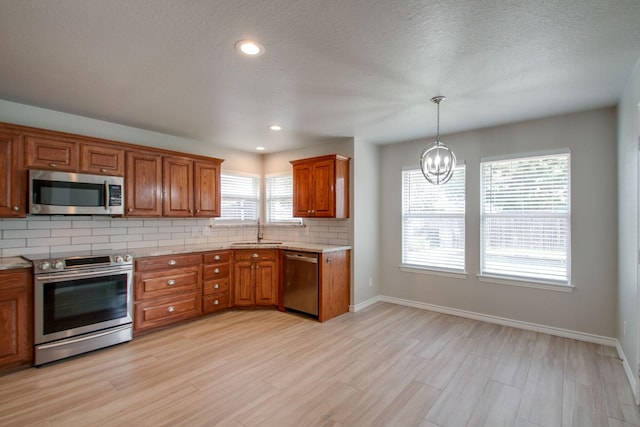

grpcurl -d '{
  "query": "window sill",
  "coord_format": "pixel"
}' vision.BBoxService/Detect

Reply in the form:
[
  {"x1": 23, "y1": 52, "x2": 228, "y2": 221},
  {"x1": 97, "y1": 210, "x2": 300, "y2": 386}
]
[
  {"x1": 477, "y1": 274, "x2": 574, "y2": 293},
  {"x1": 399, "y1": 264, "x2": 467, "y2": 279}
]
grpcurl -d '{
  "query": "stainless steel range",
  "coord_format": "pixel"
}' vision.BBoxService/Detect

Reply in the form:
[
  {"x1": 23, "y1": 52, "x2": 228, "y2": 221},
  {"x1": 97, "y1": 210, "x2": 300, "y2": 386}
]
[{"x1": 25, "y1": 251, "x2": 134, "y2": 366}]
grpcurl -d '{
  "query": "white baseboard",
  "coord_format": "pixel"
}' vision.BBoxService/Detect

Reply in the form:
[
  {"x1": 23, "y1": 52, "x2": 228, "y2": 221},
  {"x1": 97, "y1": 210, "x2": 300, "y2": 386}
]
[
  {"x1": 355, "y1": 294, "x2": 616, "y2": 347},
  {"x1": 617, "y1": 340, "x2": 639, "y2": 404}
]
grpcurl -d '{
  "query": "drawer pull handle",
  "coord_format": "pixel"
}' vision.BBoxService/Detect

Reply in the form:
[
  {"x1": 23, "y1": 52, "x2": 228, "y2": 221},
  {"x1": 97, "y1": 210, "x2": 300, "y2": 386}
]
[
  {"x1": 214, "y1": 255, "x2": 220, "y2": 260},
  {"x1": 167, "y1": 306, "x2": 176, "y2": 313},
  {"x1": 214, "y1": 284, "x2": 220, "y2": 289},
  {"x1": 101, "y1": 168, "x2": 107, "y2": 173},
  {"x1": 214, "y1": 300, "x2": 220, "y2": 305},
  {"x1": 49, "y1": 163, "x2": 57, "y2": 168},
  {"x1": 167, "y1": 279, "x2": 176, "y2": 286},
  {"x1": 168, "y1": 259, "x2": 177, "y2": 266},
  {"x1": 214, "y1": 268, "x2": 220, "y2": 274}
]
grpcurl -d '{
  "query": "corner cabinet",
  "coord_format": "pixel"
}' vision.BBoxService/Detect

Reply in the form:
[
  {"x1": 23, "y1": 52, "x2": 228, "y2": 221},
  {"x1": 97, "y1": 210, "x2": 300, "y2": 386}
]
[
  {"x1": 0, "y1": 268, "x2": 33, "y2": 373},
  {"x1": 233, "y1": 250, "x2": 278, "y2": 308},
  {"x1": 291, "y1": 154, "x2": 350, "y2": 218},
  {"x1": 0, "y1": 130, "x2": 25, "y2": 217}
]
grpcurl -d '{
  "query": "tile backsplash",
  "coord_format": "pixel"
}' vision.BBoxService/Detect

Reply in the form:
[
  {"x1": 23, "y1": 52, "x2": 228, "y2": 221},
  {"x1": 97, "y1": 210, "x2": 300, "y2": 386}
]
[{"x1": 0, "y1": 216, "x2": 351, "y2": 257}]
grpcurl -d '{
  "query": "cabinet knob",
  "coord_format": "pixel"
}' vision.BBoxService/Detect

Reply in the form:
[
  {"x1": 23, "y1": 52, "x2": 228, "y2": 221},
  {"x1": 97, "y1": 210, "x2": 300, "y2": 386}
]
[
  {"x1": 252, "y1": 253, "x2": 259, "y2": 258},
  {"x1": 167, "y1": 306, "x2": 176, "y2": 313},
  {"x1": 214, "y1": 268, "x2": 220, "y2": 274},
  {"x1": 214, "y1": 300, "x2": 220, "y2": 305},
  {"x1": 189, "y1": 209, "x2": 193, "y2": 213},
  {"x1": 49, "y1": 163, "x2": 57, "y2": 168},
  {"x1": 167, "y1": 279, "x2": 176, "y2": 286},
  {"x1": 214, "y1": 255, "x2": 220, "y2": 260},
  {"x1": 326, "y1": 257, "x2": 332, "y2": 264},
  {"x1": 308, "y1": 210, "x2": 312, "y2": 214},
  {"x1": 168, "y1": 259, "x2": 177, "y2": 266},
  {"x1": 196, "y1": 209, "x2": 200, "y2": 213},
  {"x1": 128, "y1": 208, "x2": 133, "y2": 212},
  {"x1": 101, "y1": 168, "x2": 107, "y2": 173},
  {"x1": 214, "y1": 284, "x2": 220, "y2": 289},
  {"x1": 12, "y1": 206, "x2": 19, "y2": 211}
]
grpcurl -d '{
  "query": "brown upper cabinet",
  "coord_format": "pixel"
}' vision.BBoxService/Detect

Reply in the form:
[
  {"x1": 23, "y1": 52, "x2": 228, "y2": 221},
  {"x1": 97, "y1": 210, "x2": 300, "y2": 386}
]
[
  {"x1": 125, "y1": 150, "x2": 163, "y2": 216},
  {"x1": 80, "y1": 143, "x2": 125, "y2": 176},
  {"x1": 0, "y1": 130, "x2": 25, "y2": 217},
  {"x1": 290, "y1": 154, "x2": 350, "y2": 218}
]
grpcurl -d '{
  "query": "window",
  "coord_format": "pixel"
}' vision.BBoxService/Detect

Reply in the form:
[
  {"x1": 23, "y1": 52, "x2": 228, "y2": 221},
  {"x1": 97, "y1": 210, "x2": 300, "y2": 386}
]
[
  {"x1": 480, "y1": 151, "x2": 570, "y2": 284},
  {"x1": 401, "y1": 165, "x2": 466, "y2": 272},
  {"x1": 217, "y1": 172, "x2": 259, "y2": 222},
  {"x1": 265, "y1": 173, "x2": 300, "y2": 223}
]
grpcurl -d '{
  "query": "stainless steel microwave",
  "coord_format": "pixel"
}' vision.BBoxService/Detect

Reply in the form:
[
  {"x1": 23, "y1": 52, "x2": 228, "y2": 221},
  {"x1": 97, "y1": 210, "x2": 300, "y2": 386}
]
[{"x1": 29, "y1": 169, "x2": 124, "y2": 215}]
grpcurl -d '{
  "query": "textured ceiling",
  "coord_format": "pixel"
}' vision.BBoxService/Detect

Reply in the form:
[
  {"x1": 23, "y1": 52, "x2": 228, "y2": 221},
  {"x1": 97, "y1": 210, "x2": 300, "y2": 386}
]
[{"x1": 0, "y1": 0, "x2": 639, "y2": 153}]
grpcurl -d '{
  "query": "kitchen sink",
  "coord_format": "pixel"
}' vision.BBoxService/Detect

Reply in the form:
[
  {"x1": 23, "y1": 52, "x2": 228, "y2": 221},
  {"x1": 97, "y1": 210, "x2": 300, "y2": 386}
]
[{"x1": 231, "y1": 241, "x2": 283, "y2": 246}]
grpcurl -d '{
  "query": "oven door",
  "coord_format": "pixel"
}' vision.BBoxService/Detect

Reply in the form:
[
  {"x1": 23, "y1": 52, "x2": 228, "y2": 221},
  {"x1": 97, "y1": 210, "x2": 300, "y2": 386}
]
[{"x1": 34, "y1": 266, "x2": 133, "y2": 345}]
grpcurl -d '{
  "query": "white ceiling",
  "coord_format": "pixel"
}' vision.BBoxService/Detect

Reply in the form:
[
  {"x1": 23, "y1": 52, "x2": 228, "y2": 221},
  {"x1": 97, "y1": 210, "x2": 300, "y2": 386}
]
[{"x1": 0, "y1": 0, "x2": 639, "y2": 153}]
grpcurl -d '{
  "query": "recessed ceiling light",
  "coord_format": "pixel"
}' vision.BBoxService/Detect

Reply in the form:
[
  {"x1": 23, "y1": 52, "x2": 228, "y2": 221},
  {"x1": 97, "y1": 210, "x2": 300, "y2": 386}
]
[
  {"x1": 256, "y1": 146, "x2": 265, "y2": 151},
  {"x1": 269, "y1": 125, "x2": 282, "y2": 131},
  {"x1": 235, "y1": 40, "x2": 264, "y2": 57}
]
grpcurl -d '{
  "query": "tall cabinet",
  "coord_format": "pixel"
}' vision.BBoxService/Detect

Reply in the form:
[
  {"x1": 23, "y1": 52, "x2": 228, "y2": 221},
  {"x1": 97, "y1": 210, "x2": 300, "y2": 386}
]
[{"x1": 291, "y1": 154, "x2": 350, "y2": 218}]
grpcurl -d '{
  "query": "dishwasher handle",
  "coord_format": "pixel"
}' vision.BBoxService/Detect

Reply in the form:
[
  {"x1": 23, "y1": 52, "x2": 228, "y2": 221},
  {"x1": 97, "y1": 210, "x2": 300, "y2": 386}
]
[{"x1": 285, "y1": 253, "x2": 318, "y2": 263}]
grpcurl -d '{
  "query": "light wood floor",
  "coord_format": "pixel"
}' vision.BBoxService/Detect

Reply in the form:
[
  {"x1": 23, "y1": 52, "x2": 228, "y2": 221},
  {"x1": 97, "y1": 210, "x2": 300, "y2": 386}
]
[{"x1": 1, "y1": 302, "x2": 639, "y2": 427}]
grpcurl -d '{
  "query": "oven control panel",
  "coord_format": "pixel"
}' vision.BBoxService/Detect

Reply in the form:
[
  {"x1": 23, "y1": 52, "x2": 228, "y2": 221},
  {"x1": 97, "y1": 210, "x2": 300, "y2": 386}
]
[{"x1": 34, "y1": 253, "x2": 133, "y2": 272}]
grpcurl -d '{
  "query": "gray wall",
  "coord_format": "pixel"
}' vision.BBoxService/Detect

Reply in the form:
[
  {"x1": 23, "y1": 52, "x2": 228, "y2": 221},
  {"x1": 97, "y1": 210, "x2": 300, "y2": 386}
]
[
  {"x1": 618, "y1": 57, "x2": 640, "y2": 386},
  {"x1": 379, "y1": 107, "x2": 618, "y2": 338}
]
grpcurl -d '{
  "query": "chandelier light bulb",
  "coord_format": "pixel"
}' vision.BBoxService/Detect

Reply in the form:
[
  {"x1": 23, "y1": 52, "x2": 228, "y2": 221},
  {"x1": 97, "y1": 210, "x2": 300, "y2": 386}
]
[{"x1": 420, "y1": 96, "x2": 456, "y2": 185}]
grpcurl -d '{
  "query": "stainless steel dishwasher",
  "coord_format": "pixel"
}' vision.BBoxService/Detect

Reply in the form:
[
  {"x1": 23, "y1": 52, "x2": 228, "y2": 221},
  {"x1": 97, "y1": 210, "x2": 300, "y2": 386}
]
[{"x1": 284, "y1": 251, "x2": 319, "y2": 316}]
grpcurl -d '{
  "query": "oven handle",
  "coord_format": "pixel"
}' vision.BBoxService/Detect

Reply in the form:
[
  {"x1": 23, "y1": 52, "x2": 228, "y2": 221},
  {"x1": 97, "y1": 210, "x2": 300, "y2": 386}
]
[{"x1": 35, "y1": 267, "x2": 132, "y2": 281}]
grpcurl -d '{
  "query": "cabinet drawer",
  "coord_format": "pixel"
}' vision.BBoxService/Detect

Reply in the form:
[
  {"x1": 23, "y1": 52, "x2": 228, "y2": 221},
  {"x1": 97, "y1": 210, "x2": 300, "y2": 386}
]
[
  {"x1": 134, "y1": 293, "x2": 201, "y2": 332},
  {"x1": 135, "y1": 266, "x2": 201, "y2": 300},
  {"x1": 136, "y1": 253, "x2": 202, "y2": 271},
  {"x1": 234, "y1": 249, "x2": 276, "y2": 262},
  {"x1": 203, "y1": 264, "x2": 229, "y2": 280},
  {"x1": 203, "y1": 293, "x2": 229, "y2": 313},
  {"x1": 203, "y1": 251, "x2": 231, "y2": 264},
  {"x1": 203, "y1": 278, "x2": 229, "y2": 295}
]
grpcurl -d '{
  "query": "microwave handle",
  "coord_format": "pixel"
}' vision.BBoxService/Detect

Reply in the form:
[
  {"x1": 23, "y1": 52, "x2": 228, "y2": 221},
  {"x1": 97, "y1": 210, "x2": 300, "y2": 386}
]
[{"x1": 104, "y1": 181, "x2": 109, "y2": 210}]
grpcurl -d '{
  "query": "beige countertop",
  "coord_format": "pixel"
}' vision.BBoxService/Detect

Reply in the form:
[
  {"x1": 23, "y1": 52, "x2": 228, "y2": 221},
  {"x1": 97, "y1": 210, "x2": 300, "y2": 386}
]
[
  {"x1": 1, "y1": 242, "x2": 351, "y2": 269},
  {"x1": 0, "y1": 256, "x2": 33, "y2": 271}
]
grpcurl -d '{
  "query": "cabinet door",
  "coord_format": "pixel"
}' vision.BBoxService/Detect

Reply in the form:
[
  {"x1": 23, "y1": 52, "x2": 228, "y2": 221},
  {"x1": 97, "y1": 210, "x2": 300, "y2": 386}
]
[
  {"x1": 319, "y1": 250, "x2": 350, "y2": 322},
  {"x1": 292, "y1": 162, "x2": 313, "y2": 217},
  {"x1": 125, "y1": 151, "x2": 162, "y2": 216},
  {"x1": 233, "y1": 261, "x2": 254, "y2": 307},
  {"x1": 80, "y1": 143, "x2": 125, "y2": 176},
  {"x1": 194, "y1": 160, "x2": 221, "y2": 217},
  {"x1": 0, "y1": 269, "x2": 33, "y2": 372},
  {"x1": 0, "y1": 131, "x2": 24, "y2": 217},
  {"x1": 311, "y1": 159, "x2": 336, "y2": 217},
  {"x1": 254, "y1": 259, "x2": 277, "y2": 306},
  {"x1": 25, "y1": 135, "x2": 79, "y2": 171},
  {"x1": 163, "y1": 156, "x2": 194, "y2": 217}
]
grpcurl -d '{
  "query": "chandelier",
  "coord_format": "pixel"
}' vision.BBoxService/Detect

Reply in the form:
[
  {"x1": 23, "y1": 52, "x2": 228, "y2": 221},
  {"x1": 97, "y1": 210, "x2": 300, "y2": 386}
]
[{"x1": 420, "y1": 96, "x2": 456, "y2": 185}]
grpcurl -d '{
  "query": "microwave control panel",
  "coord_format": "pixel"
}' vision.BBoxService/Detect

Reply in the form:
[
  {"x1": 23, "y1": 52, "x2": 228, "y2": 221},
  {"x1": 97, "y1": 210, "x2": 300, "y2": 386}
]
[{"x1": 109, "y1": 185, "x2": 122, "y2": 206}]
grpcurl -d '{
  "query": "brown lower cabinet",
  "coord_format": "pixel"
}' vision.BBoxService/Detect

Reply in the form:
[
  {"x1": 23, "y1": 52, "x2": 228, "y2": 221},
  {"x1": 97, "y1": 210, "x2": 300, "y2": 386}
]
[
  {"x1": 233, "y1": 250, "x2": 278, "y2": 307},
  {"x1": 202, "y1": 250, "x2": 231, "y2": 313},
  {"x1": 133, "y1": 254, "x2": 202, "y2": 333},
  {"x1": 0, "y1": 268, "x2": 33, "y2": 373}
]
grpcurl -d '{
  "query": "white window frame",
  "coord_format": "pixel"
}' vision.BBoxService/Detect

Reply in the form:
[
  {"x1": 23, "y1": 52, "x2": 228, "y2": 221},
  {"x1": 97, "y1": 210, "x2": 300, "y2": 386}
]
[
  {"x1": 265, "y1": 172, "x2": 302, "y2": 225},
  {"x1": 215, "y1": 171, "x2": 260, "y2": 224},
  {"x1": 479, "y1": 150, "x2": 572, "y2": 291},
  {"x1": 400, "y1": 164, "x2": 466, "y2": 276}
]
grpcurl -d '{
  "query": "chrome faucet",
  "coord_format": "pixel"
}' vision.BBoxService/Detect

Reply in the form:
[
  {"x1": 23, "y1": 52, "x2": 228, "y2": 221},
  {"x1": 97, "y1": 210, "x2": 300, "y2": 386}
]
[{"x1": 257, "y1": 217, "x2": 263, "y2": 242}]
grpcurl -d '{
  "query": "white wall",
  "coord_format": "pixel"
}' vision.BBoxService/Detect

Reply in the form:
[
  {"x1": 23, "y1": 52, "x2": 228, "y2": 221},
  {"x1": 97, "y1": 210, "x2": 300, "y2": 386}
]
[
  {"x1": 379, "y1": 107, "x2": 618, "y2": 338},
  {"x1": 618, "y1": 57, "x2": 640, "y2": 389}
]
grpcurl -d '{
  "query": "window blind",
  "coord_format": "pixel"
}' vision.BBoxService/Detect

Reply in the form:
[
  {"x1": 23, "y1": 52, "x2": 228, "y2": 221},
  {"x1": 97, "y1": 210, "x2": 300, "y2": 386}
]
[
  {"x1": 402, "y1": 165, "x2": 465, "y2": 271},
  {"x1": 218, "y1": 173, "x2": 259, "y2": 222},
  {"x1": 480, "y1": 152, "x2": 570, "y2": 284},
  {"x1": 266, "y1": 174, "x2": 299, "y2": 223}
]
